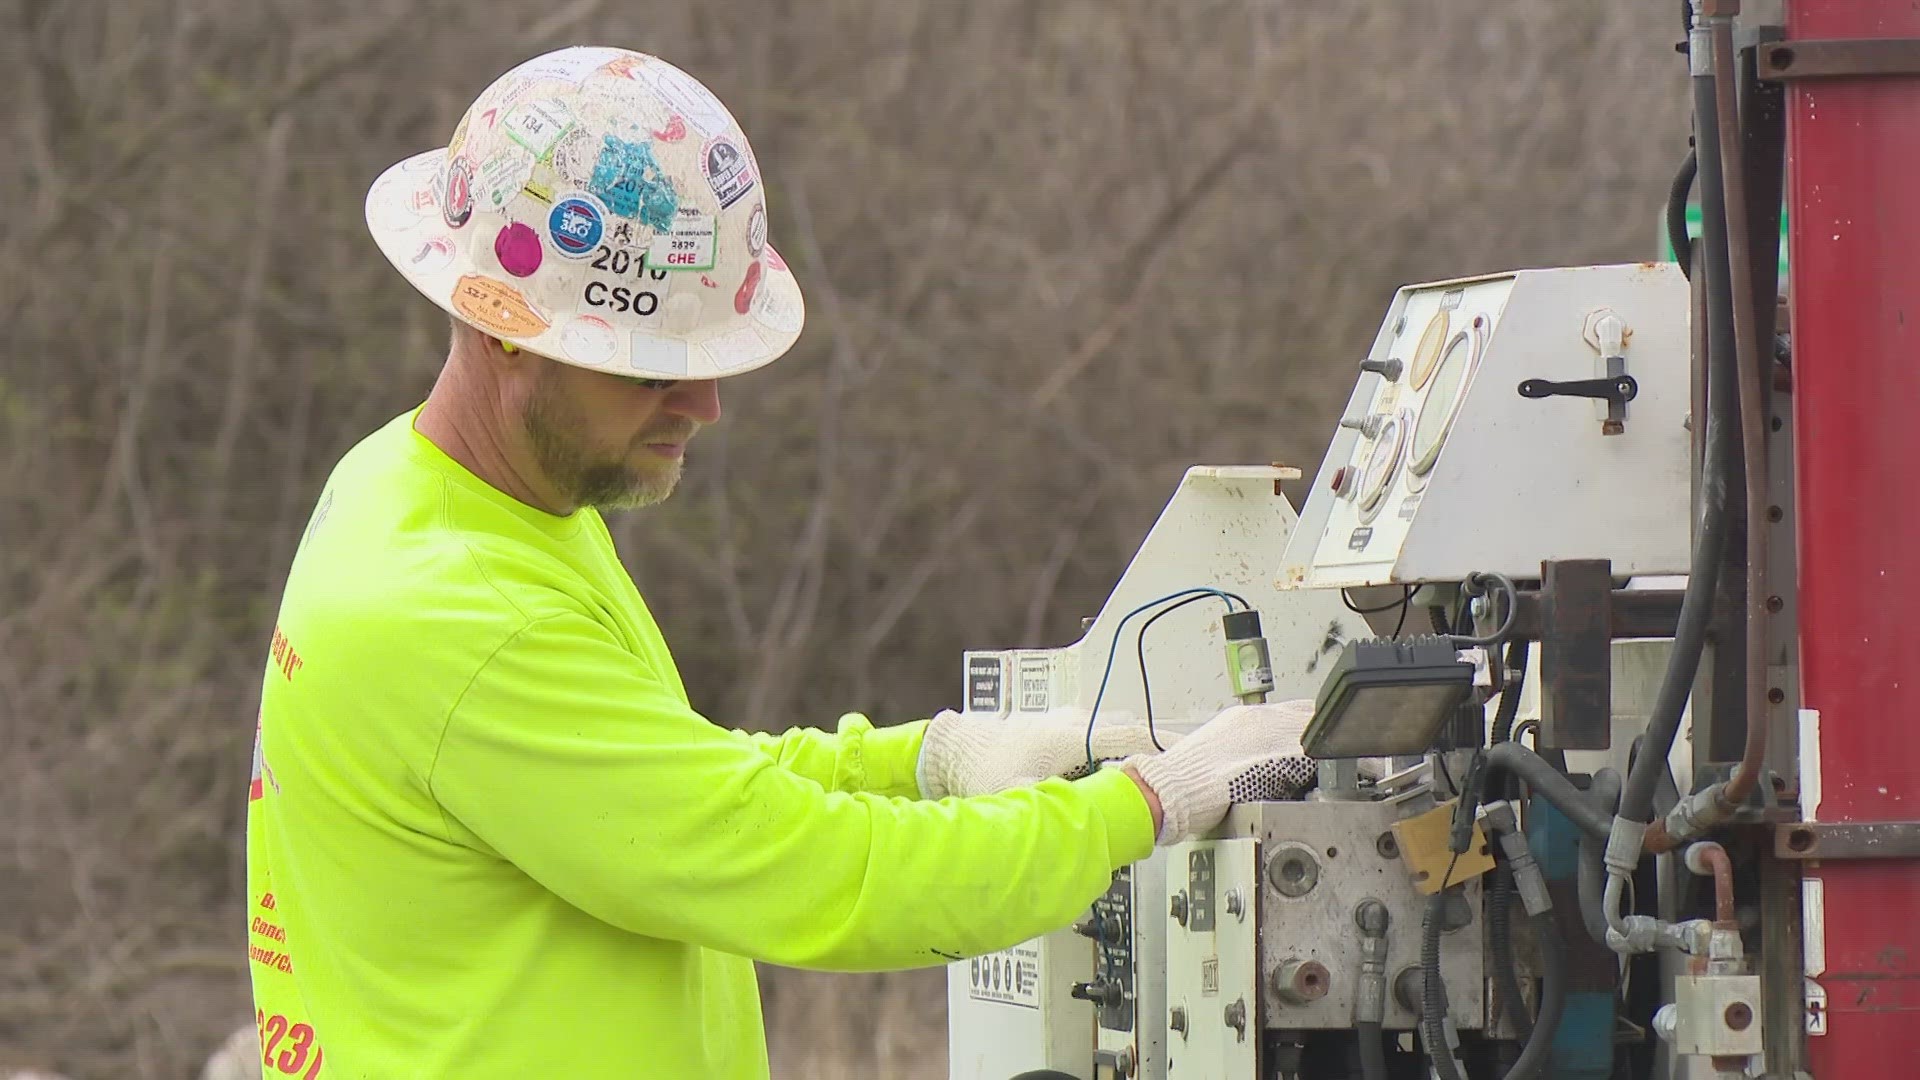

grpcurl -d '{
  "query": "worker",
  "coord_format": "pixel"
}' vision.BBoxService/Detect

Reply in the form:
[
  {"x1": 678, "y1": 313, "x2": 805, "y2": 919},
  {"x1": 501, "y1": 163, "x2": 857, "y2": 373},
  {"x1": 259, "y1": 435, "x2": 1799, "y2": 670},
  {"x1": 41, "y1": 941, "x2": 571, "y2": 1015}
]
[{"x1": 244, "y1": 46, "x2": 1319, "y2": 1079}]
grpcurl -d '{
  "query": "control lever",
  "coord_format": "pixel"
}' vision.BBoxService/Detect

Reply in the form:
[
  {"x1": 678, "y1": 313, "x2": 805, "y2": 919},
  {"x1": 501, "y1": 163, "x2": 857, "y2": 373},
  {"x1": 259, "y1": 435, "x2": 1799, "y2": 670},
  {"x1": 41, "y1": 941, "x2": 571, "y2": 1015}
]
[{"x1": 1516, "y1": 376, "x2": 1638, "y2": 406}]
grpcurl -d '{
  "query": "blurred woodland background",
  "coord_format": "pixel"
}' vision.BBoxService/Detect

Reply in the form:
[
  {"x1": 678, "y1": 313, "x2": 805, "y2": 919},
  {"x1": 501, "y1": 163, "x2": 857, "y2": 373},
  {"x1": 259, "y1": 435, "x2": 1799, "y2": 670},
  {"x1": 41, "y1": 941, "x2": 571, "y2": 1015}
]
[{"x1": 1, "y1": 0, "x2": 1692, "y2": 1076}]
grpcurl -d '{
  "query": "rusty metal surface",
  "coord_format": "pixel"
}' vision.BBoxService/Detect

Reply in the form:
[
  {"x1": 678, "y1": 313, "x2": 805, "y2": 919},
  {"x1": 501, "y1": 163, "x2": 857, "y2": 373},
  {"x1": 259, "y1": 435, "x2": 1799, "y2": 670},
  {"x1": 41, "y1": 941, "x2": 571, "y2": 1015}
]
[
  {"x1": 1774, "y1": 821, "x2": 1920, "y2": 860},
  {"x1": 1508, "y1": 589, "x2": 1682, "y2": 641},
  {"x1": 1760, "y1": 38, "x2": 1920, "y2": 79},
  {"x1": 1538, "y1": 559, "x2": 1613, "y2": 750}
]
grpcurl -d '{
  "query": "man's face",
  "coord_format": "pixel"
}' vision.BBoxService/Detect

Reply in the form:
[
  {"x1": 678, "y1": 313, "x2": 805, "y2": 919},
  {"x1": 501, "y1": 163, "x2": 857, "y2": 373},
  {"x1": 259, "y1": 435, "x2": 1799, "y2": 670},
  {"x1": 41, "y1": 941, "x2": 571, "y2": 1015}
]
[{"x1": 520, "y1": 360, "x2": 722, "y2": 511}]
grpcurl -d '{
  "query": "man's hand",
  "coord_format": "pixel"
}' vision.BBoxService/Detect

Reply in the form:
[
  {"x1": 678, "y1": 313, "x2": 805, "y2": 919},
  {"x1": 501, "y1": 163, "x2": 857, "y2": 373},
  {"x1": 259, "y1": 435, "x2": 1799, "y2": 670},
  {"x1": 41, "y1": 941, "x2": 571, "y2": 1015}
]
[
  {"x1": 916, "y1": 708, "x2": 1178, "y2": 800},
  {"x1": 1121, "y1": 700, "x2": 1318, "y2": 844}
]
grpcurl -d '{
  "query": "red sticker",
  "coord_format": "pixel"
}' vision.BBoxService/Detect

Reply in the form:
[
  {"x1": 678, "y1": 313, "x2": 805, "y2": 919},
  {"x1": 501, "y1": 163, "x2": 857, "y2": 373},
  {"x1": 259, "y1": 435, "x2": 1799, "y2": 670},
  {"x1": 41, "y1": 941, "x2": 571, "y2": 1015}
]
[
  {"x1": 734, "y1": 259, "x2": 762, "y2": 314},
  {"x1": 653, "y1": 115, "x2": 687, "y2": 142}
]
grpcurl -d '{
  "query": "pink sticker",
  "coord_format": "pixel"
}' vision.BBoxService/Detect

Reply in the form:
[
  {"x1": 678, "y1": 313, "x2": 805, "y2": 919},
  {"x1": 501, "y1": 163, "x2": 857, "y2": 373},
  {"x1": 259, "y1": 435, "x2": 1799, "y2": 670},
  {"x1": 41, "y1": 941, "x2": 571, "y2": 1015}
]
[
  {"x1": 495, "y1": 223, "x2": 543, "y2": 278},
  {"x1": 765, "y1": 244, "x2": 787, "y2": 271},
  {"x1": 653, "y1": 115, "x2": 687, "y2": 142}
]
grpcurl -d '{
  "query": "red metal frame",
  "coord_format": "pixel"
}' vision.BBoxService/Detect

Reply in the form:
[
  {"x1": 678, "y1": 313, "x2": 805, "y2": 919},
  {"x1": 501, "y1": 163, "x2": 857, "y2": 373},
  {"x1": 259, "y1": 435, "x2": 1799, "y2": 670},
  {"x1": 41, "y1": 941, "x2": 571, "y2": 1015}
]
[{"x1": 1786, "y1": 1, "x2": 1920, "y2": 1073}]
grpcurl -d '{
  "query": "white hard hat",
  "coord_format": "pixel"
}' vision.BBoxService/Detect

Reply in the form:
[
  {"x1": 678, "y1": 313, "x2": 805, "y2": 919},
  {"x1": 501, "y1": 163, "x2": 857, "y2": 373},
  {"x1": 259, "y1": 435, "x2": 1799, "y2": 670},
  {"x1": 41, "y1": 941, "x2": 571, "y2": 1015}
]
[{"x1": 365, "y1": 46, "x2": 803, "y2": 379}]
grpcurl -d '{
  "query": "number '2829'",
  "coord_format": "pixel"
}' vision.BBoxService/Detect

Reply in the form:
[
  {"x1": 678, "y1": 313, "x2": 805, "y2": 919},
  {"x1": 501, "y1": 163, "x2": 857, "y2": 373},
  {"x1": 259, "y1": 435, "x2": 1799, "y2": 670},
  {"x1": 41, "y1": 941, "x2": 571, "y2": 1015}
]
[{"x1": 256, "y1": 1009, "x2": 324, "y2": 1078}]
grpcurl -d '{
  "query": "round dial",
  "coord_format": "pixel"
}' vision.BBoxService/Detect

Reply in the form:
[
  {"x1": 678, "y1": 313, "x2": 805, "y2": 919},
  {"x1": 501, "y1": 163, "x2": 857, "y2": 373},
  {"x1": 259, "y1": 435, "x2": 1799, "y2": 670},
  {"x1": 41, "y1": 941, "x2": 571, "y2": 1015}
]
[
  {"x1": 1357, "y1": 408, "x2": 1409, "y2": 520},
  {"x1": 1409, "y1": 327, "x2": 1477, "y2": 477},
  {"x1": 1408, "y1": 310, "x2": 1450, "y2": 390}
]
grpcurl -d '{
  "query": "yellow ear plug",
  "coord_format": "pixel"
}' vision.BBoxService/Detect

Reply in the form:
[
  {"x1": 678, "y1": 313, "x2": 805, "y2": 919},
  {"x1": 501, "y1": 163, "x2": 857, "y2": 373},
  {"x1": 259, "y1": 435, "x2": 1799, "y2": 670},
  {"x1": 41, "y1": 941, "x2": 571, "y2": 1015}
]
[{"x1": 500, "y1": 341, "x2": 519, "y2": 354}]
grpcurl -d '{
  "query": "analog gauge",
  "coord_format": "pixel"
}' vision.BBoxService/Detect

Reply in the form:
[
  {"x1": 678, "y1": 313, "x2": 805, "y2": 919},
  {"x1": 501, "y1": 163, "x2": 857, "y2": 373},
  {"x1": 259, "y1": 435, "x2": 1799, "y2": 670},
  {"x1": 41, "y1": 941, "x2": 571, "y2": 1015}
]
[
  {"x1": 1356, "y1": 407, "x2": 1410, "y2": 524},
  {"x1": 1409, "y1": 326, "x2": 1478, "y2": 479},
  {"x1": 1408, "y1": 310, "x2": 1450, "y2": 390}
]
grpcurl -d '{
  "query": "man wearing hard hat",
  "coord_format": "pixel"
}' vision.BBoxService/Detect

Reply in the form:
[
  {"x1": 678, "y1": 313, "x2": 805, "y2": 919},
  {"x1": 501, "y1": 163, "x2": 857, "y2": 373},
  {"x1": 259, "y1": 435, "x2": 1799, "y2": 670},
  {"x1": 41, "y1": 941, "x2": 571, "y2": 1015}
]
[{"x1": 244, "y1": 46, "x2": 1316, "y2": 1078}]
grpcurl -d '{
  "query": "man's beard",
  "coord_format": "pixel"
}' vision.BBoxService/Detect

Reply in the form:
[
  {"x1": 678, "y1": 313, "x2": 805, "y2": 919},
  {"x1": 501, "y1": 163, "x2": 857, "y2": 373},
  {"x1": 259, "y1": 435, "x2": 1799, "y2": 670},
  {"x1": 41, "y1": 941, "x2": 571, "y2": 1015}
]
[{"x1": 523, "y1": 370, "x2": 689, "y2": 511}]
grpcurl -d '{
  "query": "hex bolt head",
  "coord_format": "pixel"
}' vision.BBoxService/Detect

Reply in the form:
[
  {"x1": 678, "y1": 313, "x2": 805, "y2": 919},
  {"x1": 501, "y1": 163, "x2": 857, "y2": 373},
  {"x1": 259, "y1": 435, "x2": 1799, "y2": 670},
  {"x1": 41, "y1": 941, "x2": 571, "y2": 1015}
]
[
  {"x1": 1169, "y1": 1005, "x2": 1189, "y2": 1036},
  {"x1": 1272, "y1": 958, "x2": 1332, "y2": 1004},
  {"x1": 1169, "y1": 890, "x2": 1189, "y2": 925}
]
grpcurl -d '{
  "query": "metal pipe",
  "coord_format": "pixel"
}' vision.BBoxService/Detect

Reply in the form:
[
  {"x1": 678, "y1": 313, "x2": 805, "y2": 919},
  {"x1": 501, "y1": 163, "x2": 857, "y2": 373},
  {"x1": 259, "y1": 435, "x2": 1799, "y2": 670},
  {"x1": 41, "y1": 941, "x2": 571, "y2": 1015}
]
[{"x1": 1684, "y1": 841, "x2": 1738, "y2": 929}]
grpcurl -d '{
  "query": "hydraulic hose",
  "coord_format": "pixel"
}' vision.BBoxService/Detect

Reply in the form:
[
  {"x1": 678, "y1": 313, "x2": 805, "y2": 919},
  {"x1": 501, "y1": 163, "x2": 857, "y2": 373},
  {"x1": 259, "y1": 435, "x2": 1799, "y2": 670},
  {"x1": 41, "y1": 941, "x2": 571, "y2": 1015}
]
[
  {"x1": 1667, "y1": 147, "x2": 1698, "y2": 280},
  {"x1": 1484, "y1": 742, "x2": 1613, "y2": 841},
  {"x1": 1617, "y1": 2, "x2": 1738, "y2": 835},
  {"x1": 1500, "y1": 912, "x2": 1568, "y2": 1080},
  {"x1": 1358, "y1": 1020, "x2": 1388, "y2": 1080},
  {"x1": 1577, "y1": 769, "x2": 1625, "y2": 945}
]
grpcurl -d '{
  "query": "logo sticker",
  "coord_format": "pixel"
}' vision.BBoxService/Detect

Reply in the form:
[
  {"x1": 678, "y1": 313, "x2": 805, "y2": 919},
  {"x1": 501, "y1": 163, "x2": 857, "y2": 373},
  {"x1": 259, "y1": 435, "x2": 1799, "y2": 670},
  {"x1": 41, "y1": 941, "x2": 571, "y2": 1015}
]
[
  {"x1": 451, "y1": 274, "x2": 550, "y2": 337},
  {"x1": 548, "y1": 196, "x2": 605, "y2": 259},
  {"x1": 562, "y1": 315, "x2": 619, "y2": 366},
  {"x1": 442, "y1": 157, "x2": 475, "y2": 229},
  {"x1": 632, "y1": 60, "x2": 733, "y2": 137},
  {"x1": 589, "y1": 135, "x2": 679, "y2": 231},
  {"x1": 702, "y1": 136, "x2": 756, "y2": 209},
  {"x1": 503, "y1": 98, "x2": 575, "y2": 159},
  {"x1": 478, "y1": 151, "x2": 534, "y2": 209},
  {"x1": 494, "y1": 223, "x2": 543, "y2": 278},
  {"x1": 745, "y1": 202, "x2": 767, "y2": 259},
  {"x1": 648, "y1": 208, "x2": 717, "y2": 271}
]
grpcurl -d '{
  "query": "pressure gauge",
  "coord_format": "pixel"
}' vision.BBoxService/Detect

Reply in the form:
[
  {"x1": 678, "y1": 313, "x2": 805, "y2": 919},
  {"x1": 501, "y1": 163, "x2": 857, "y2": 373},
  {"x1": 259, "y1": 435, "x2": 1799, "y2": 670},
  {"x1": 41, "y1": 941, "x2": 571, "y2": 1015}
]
[
  {"x1": 1408, "y1": 310, "x2": 1450, "y2": 391},
  {"x1": 1356, "y1": 407, "x2": 1410, "y2": 523},
  {"x1": 1409, "y1": 324, "x2": 1480, "y2": 480}
]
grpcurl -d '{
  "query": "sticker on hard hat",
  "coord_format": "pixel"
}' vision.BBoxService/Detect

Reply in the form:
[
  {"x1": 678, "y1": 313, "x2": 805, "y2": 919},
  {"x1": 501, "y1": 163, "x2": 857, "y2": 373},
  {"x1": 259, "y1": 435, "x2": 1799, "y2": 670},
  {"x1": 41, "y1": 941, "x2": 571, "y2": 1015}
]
[
  {"x1": 701, "y1": 136, "x2": 756, "y2": 209},
  {"x1": 494, "y1": 223, "x2": 543, "y2": 278},
  {"x1": 745, "y1": 203, "x2": 767, "y2": 259},
  {"x1": 589, "y1": 135, "x2": 678, "y2": 230},
  {"x1": 582, "y1": 247, "x2": 668, "y2": 317},
  {"x1": 503, "y1": 98, "x2": 575, "y2": 160},
  {"x1": 452, "y1": 274, "x2": 550, "y2": 337},
  {"x1": 548, "y1": 196, "x2": 605, "y2": 259},
  {"x1": 442, "y1": 158, "x2": 475, "y2": 229},
  {"x1": 648, "y1": 208, "x2": 716, "y2": 271}
]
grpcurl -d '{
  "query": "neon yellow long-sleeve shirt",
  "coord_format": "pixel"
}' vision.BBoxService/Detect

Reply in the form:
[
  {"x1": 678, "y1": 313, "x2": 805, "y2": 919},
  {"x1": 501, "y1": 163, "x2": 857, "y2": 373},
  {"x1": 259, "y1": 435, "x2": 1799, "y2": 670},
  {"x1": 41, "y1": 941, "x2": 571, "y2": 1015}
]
[{"x1": 244, "y1": 408, "x2": 1154, "y2": 1079}]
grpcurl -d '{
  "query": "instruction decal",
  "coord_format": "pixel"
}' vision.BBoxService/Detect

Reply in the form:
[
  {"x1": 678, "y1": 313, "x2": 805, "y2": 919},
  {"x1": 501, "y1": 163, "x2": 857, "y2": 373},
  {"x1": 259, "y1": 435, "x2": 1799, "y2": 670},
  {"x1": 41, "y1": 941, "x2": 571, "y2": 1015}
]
[{"x1": 967, "y1": 942, "x2": 1042, "y2": 1010}]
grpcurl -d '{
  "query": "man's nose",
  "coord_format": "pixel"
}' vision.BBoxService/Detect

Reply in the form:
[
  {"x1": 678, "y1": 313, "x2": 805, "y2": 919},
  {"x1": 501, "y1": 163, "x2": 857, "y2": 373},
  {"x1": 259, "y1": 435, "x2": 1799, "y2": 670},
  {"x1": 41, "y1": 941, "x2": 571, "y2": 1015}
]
[{"x1": 665, "y1": 379, "x2": 722, "y2": 424}]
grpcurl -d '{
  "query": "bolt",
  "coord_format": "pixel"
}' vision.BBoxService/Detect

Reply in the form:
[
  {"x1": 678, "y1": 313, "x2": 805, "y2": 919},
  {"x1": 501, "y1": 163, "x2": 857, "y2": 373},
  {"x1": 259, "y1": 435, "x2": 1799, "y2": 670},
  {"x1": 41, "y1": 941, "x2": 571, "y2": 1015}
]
[
  {"x1": 1767, "y1": 594, "x2": 1784, "y2": 613},
  {"x1": 1170, "y1": 891, "x2": 1189, "y2": 925},
  {"x1": 1115, "y1": 1046, "x2": 1135, "y2": 1076},
  {"x1": 1225, "y1": 889, "x2": 1245, "y2": 920},
  {"x1": 1725, "y1": 1001, "x2": 1754, "y2": 1031},
  {"x1": 1170, "y1": 1005, "x2": 1189, "y2": 1036},
  {"x1": 1602, "y1": 418, "x2": 1625, "y2": 436},
  {"x1": 1225, "y1": 998, "x2": 1247, "y2": 1036},
  {"x1": 1267, "y1": 845, "x2": 1320, "y2": 897},
  {"x1": 1375, "y1": 831, "x2": 1400, "y2": 859},
  {"x1": 1273, "y1": 958, "x2": 1331, "y2": 1004}
]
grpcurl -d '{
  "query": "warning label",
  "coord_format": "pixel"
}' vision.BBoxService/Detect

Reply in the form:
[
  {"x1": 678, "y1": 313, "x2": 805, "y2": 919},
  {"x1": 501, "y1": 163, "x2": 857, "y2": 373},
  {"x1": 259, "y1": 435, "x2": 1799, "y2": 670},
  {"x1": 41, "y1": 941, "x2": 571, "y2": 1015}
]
[{"x1": 967, "y1": 942, "x2": 1043, "y2": 1009}]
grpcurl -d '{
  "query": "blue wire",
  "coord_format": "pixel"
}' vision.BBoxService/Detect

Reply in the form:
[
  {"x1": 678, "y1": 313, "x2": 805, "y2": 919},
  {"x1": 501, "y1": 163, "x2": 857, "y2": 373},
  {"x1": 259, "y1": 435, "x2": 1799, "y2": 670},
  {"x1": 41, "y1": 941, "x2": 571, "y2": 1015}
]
[{"x1": 1082, "y1": 587, "x2": 1246, "y2": 770}]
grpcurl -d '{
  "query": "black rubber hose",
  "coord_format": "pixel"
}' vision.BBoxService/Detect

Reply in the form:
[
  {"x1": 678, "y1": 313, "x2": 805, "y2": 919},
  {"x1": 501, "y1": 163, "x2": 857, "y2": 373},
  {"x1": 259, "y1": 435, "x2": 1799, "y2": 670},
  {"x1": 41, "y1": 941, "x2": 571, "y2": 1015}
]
[
  {"x1": 1422, "y1": 892, "x2": 1467, "y2": 1080},
  {"x1": 1489, "y1": 638, "x2": 1530, "y2": 747},
  {"x1": 1358, "y1": 1019, "x2": 1389, "y2": 1080},
  {"x1": 1484, "y1": 742, "x2": 1613, "y2": 841},
  {"x1": 1668, "y1": 148, "x2": 1698, "y2": 279},
  {"x1": 1489, "y1": 859, "x2": 1534, "y2": 1040},
  {"x1": 1577, "y1": 769, "x2": 1625, "y2": 945},
  {"x1": 1500, "y1": 912, "x2": 1569, "y2": 1080},
  {"x1": 1620, "y1": 32, "x2": 1739, "y2": 829},
  {"x1": 1429, "y1": 605, "x2": 1452, "y2": 636}
]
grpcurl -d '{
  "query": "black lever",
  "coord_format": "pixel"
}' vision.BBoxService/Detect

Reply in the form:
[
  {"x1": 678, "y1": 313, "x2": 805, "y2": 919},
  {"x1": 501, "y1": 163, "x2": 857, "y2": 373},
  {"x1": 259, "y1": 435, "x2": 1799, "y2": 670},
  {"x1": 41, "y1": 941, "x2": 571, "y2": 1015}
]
[{"x1": 1517, "y1": 375, "x2": 1638, "y2": 406}]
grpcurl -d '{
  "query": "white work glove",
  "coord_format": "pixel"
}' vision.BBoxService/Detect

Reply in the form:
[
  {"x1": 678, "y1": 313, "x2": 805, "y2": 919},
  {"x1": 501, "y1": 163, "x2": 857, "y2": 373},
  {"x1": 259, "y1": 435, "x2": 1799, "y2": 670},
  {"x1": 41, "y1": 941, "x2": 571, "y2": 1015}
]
[
  {"x1": 916, "y1": 708, "x2": 1178, "y2": 799},
  {"x1": 1123, "y1": 699, "x2": 1319, "y2": 845}
]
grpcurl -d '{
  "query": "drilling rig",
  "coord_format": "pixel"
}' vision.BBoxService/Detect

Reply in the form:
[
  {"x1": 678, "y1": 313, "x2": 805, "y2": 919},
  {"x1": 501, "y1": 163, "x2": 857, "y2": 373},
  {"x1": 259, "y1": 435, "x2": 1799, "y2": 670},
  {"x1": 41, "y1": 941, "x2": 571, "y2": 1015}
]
[{"x1": 943, "y1": 2, "x2": 1920, "y2": 1077}]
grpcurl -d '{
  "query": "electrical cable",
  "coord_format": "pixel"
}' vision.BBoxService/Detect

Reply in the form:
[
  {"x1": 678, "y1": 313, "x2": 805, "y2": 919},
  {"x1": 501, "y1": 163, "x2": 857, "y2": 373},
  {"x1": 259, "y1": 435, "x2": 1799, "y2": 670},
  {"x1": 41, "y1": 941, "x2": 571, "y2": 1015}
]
[
  {"x1": 1500, "y1": 911, "x2": 1568, "y2": 1080},
  {"x1": 1083, "y1": 587, "x2": 1246, "y2": 769},
  {"x1": 1358, "y1": 1019, "x2": 1389, "y2": 1080},
  {"x1": 1341, "y1": 585, "x2": 1415, "y2": 615},
  {"x1": 1450, "y1": 572, "x2": 1519, "y2": 647},
  {"x1": 1136, "y1": 592, "x2": 1224, "y2": 750},
  {"x1": 1489, "y1": 857, "x2": 1533, "y2": 1040}
]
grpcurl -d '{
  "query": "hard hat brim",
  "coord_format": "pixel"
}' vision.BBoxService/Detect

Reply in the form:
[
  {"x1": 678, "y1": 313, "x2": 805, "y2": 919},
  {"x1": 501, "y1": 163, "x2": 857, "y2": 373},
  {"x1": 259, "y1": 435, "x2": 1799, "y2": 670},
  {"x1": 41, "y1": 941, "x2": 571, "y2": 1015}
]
[{"x1": 364, "y1": 148, "x2": 805, "y2": 379}]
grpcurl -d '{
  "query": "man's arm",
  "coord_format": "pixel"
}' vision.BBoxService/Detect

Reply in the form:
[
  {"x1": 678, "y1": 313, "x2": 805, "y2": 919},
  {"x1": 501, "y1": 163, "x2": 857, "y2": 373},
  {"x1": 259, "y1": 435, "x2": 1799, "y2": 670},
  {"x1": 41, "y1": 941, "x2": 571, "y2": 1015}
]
[
  {"x1": 742, "y1": 715, "x2": 929, "y2": 798},
  {"x1": 426, "y1": 609, "x2": 1155, "y2": 972}
]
